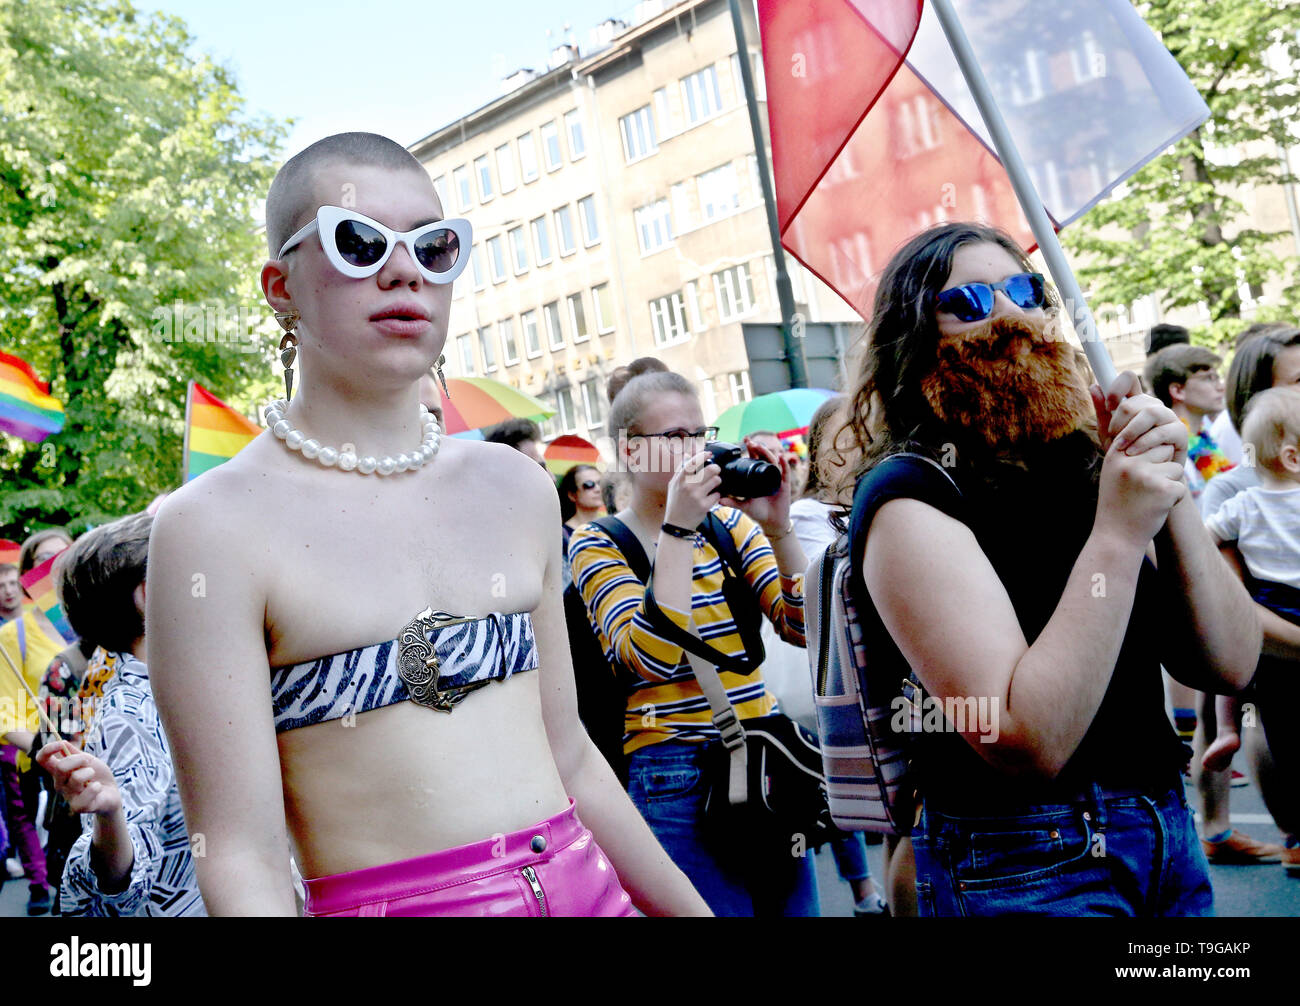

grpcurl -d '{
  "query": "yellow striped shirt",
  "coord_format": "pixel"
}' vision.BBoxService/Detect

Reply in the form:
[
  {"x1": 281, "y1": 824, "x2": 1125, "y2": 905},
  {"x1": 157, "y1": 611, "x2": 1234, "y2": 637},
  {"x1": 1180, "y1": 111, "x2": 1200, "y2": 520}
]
[{"x1": 568, "y1": 506, "x2": 805, "y2": 754}]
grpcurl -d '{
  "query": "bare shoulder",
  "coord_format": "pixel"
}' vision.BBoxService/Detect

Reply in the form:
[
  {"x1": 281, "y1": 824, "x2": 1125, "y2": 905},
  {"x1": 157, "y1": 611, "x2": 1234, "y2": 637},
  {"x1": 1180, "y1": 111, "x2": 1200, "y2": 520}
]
[
  {"x1": 444, "y1": 438, "x2": 560, "y2": 519},
  {"x1": 149, "y1": 436, "x2": 281, "y2": 572}
]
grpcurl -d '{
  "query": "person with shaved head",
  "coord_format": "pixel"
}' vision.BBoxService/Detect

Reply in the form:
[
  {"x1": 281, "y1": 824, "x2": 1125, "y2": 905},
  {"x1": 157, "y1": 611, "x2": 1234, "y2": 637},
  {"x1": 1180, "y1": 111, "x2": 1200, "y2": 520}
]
[{"x1": 146, "y1": 132, "x2": 706, "y2": 917}]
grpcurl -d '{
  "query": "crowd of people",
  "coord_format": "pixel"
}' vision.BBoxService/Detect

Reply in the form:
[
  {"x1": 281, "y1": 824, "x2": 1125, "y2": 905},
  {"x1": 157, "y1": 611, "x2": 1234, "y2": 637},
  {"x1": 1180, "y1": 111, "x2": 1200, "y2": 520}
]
[{"x1": 2, "y1": 132, "x2": 1297, "y2": 917}]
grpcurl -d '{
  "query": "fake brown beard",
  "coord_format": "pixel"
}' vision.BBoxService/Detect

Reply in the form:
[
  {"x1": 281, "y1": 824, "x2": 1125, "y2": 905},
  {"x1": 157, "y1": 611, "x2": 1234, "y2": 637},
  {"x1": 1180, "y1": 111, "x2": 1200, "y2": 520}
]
[{"x1": 920, "y1": 314, "x2": 1096, "y2": 450}]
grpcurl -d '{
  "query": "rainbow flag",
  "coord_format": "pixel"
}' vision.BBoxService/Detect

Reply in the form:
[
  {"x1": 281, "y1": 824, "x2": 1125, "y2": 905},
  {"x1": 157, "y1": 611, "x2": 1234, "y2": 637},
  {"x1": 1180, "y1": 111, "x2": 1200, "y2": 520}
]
[
  {"x1": 183, "y1": 381, "x2": 261, "y2": 482},
  {"x1": 0, "y1": 351, "x2": 65, "y2": 443},
  {"x1": 19, "y1": 552, "x2": 76, "y2": 643},
  {"x1": 0, "y1": 540, "x2": 19, "y2": 566}
]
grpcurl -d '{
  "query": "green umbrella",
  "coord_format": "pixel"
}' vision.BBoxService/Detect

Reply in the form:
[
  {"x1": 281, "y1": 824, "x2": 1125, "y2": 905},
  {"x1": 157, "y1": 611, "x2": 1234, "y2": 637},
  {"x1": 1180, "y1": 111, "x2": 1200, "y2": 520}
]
[{"x1": 713, "y1": 388, "x2": 837, "y2": 442}]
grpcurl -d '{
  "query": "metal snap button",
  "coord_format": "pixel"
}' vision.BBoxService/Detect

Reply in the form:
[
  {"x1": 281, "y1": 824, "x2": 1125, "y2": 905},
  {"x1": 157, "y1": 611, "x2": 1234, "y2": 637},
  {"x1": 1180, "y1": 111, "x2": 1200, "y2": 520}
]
[
  {"x1": 1049, "y1": 829, "x2": 1060, "y2": 839},
  {"x1": 1083, "y1": 811, "x2": 1092, "y2": 821},
  {"x1": 530, "y1": 835, "x2": 547, "y2": 853}
]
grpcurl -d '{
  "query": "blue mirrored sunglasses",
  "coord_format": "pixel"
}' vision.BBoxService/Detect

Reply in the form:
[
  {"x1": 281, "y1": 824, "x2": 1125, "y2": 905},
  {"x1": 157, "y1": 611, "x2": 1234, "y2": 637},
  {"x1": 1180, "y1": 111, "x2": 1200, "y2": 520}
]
[{"x1": 935, "y1": 272, "x2": 1046, "y2": 322}]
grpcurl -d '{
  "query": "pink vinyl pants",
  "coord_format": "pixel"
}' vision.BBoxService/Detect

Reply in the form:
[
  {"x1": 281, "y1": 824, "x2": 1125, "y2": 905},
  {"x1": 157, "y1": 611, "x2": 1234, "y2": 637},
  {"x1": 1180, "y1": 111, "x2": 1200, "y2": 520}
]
[{"x1": 303, "y1": 799, "x2": 638, "y2": 917}]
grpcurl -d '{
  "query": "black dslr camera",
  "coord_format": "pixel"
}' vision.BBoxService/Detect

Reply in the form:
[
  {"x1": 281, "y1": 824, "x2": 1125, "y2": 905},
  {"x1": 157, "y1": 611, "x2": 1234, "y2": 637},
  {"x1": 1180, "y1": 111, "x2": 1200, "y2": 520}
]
[{"x1": 702, "y1": 442, "x2": 781, "y2": 500}]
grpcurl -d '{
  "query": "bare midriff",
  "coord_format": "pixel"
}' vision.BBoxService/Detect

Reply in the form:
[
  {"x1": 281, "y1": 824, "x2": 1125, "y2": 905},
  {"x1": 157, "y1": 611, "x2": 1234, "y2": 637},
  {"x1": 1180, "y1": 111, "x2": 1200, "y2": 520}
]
[{"x1": 277, "y1": 672, "x2": 570, "y2": 878}]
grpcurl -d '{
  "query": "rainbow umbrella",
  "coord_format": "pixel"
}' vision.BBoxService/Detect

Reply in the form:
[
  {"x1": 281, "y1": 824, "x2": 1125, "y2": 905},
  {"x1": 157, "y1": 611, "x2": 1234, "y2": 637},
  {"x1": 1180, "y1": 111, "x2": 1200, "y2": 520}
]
[
  {"x1": 713, "y1": 388, "x2": 837, "y2": 443},
  {"x1": 544, "y1": 435, "x2": 602, "y2": 477},
  {"x1": 0, "y1": 539, "x2": 20, "y2": 566},
  {"x1": 438, "y1": 377, "x2": 555, "y2": 436}
]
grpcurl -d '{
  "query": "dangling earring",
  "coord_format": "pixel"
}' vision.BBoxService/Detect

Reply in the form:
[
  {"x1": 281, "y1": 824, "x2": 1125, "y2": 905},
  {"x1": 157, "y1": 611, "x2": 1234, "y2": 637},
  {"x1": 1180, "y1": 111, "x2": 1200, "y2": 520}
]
[
  {"x1": 434, "y1": 355, "x2": 451, "y2": 400},
  {"x1": 275, "y1": 310, "x2": 300, "y2": 402}
]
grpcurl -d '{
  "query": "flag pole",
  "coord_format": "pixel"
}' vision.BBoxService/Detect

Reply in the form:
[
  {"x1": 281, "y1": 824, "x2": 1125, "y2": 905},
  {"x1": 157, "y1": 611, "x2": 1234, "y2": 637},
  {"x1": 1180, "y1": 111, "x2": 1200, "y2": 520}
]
[
  {"x1": 929, "y1": 0, "x2": 1118, "y2": 390},
  {"x1": 181, "y1": 379, "x2": 194, "y2": 484}
]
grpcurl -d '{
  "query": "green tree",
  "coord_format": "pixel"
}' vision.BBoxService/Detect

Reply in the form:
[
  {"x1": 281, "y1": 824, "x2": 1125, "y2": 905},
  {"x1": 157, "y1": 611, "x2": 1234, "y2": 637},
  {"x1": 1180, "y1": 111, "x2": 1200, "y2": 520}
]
[
  {"x1": 1063, "y1": 0, "x2": 1300, "y2": 347},
  {"x1": 0, "y1": 0, "x2": 287, "y2": 539}
]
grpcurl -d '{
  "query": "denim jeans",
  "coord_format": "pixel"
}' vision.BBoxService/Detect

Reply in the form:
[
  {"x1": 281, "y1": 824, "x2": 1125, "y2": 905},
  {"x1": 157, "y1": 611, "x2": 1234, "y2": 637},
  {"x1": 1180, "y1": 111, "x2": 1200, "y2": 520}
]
[
  {"x1": 627, "y1": 740, "x2": 821, "y2": 917},
  {"x1": 912, "y1": 783, "x2": 1213, "y2": 917}
]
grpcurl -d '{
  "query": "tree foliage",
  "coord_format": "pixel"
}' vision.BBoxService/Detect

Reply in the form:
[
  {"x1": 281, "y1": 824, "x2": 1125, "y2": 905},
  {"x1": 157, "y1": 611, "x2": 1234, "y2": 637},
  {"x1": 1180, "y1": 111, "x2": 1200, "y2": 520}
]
[
  {"x1": 1063, "y1": 0, "x2": 1300, "y2": 346},
  {"x1": 0, "y1": 0, "x2": 287, "y2": 539}
]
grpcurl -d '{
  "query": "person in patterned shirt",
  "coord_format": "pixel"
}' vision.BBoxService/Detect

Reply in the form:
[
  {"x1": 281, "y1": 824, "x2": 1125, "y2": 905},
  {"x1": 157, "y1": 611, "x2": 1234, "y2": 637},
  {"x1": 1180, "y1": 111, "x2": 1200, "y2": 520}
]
[{"x1": 36, "y1": 512, "x2": 206, "y2": 916}]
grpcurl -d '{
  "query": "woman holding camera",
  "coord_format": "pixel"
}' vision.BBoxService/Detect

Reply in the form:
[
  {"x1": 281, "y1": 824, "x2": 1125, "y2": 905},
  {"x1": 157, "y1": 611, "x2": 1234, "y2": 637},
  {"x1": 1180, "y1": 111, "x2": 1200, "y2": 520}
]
[{"x1": 568, "y1": 370, "x2": 815, "y2": 916}]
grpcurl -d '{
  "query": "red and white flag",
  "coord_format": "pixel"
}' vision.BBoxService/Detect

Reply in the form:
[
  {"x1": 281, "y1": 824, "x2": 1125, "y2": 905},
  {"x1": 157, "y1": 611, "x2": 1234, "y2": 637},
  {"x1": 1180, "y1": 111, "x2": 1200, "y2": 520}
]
[{"x1": 757, "y1": 0, "x2": 1210, "y2": 318}]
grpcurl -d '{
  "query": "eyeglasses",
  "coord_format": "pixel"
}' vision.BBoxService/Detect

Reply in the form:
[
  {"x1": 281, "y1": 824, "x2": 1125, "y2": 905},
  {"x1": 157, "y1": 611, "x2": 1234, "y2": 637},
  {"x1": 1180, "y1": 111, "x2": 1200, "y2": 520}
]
[
  {"x1": 1187, "y1": 370, "x2": 1224, "y2": 385},
  {"x1": 579, "y1": 479, "x2": 600, "y2": 490},
  {"x1": 628, "y1": 427, "x2": 720, "y2": 443},
  {"x1": 934, "y1": 272, "x2": 1046, "y2": 322},
  {"x1": 278, "y1": 206, "x2": 473, "y2": 285}
]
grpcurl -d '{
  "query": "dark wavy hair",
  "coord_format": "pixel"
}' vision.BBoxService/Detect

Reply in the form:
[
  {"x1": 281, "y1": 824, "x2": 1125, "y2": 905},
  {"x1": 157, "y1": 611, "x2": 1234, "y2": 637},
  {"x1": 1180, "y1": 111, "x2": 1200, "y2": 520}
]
[
  {"x1": 557, "y1": 464, "x2": 600, "y2": 522},
  {"x1": 838, "y1": 222, "x2": 1063, "y2": 496}
]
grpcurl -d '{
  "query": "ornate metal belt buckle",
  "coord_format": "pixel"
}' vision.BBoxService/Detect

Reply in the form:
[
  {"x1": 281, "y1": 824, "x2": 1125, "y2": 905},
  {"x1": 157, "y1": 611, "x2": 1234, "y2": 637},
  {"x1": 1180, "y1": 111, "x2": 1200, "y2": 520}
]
[{"x1": 396, "y1": 608, "x2": 488, "y2": 712}]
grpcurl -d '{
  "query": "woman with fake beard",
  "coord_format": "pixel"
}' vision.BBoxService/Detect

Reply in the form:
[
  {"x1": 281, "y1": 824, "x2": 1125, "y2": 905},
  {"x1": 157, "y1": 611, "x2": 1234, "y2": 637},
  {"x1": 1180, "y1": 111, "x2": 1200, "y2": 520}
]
[{"x1": 839, "y1": 222, "x2": 1260, "y2": 917}]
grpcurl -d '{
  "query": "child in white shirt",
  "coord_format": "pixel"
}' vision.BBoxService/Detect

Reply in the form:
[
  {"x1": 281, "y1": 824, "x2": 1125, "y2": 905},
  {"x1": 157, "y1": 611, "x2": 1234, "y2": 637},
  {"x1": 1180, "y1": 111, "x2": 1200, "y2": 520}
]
[{"x1": 1203, "y1": 387, "x2": 1300, "y2": 770}]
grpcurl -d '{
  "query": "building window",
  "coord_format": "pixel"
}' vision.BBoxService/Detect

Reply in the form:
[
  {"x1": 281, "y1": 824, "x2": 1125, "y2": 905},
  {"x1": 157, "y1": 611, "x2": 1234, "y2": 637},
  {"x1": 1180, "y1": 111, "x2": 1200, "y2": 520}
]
[
  {"x1": 474, "y1": 154, "x2": 494, "y2": 202},
  {"x1": 432, "y1": 174, "x2": 449, "y2": 211},
  {"x1": 518, "y1": 131, "x2": 539, "y2": 182},
  {"x1": 457, "y1": 333, "x2": 475, "y2": 375},
  {"x1": 670, "y1": 181, "x2": 694, "y2": 233},
  {"x1": 634, "y1": 198, "x2": 673, "y2": 255},
  {"x1": 454, "y1": 165, "x2": 472, "y2": 210},
  {"x1": 649, "y1": 286, "x2": 698, "y2": 347},
  {"x1": 477, "y1": 325, "x2": 496, "y2": 372},
  {"x1": 578, "y1": 195, "x2": 600, "y2": 246},
  {"x1": 487, "y1": 235, "x2": 507, "y2": 283},
  {"x1": 556, "y1": 385, "x2": 578, "y2": 433},
  {"x1": 522, "y1": 309, "x2": 542, "y2": 358},
  {"x1": 763, "y1": 253, "x2": 805, "y2": 307},
  {"x1": 531, "y1": 215, "x2": 553, "y2": 264},
  {"x1": 567, "y1": 291, "x2": 590, "y2": 343},
  {"x1": 564, "y1": 109, "x2": 586, "y2": 160},
  {"x1": 713, "y1": 263, "x2": 756, "y2": 321},
  {"x1": 541, "y1": 120, "x2": 563, "y2": 172},
  {"x1": 699, "y1": 377, "x2": 718, "y2": 421},
  {"x1": 495, "y1": 143, "x2": 516, "y2": 194},
  {"x1": 728, "y1": 370, "x2": 752, "y2": 405},
  {"x1": 544, "y1": 300, "x2": 564, "y2": 350},
  {"x1": 619, "y1": 104, "x2": 658, "y2": 163},
  {"x1": 581, "y1": 378, "x2": 604, "y2": 429},
  {"x1": 653, "y1": 87, "x2": 674, "y2": 138},
  {"x1": 500, "y1": 318, "x2": 520, "y2": 366},
  {"x1": 592, "y1": 282, "x2": 615, "y2": 333},
  {"x1": 470, "y1": 243, "x2": 486, "y2": 290},
  {"x1": 730, "y1": 51, "x2": 766, "y2": 103},
  {"x1": 509, "y1": 226, "x2": 529, "y2": 275},
  {"x1": 554, "y1": 205, "x2": 577, "y2": 256},
  {"x1": 681, "y1": 65, "x2": 723, "y2": 126},
  {"x1": 697, "y1": 163, "x2": 741, "y2": 221}
]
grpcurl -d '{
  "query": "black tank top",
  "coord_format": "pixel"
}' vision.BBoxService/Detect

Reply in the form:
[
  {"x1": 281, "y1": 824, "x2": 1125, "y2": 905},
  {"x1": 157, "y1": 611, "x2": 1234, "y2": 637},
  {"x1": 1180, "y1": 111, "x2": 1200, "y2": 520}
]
[{"x1": 849, "y1": 442, "x2": 1187, "y2": 810}]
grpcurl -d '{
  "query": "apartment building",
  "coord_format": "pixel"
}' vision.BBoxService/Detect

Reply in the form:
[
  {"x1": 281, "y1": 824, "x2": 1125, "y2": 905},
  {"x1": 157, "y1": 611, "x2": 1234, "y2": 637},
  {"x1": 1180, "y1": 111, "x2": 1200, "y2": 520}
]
[{"x1": 409, "y1": 0, "x2": 860, "y2": 445}]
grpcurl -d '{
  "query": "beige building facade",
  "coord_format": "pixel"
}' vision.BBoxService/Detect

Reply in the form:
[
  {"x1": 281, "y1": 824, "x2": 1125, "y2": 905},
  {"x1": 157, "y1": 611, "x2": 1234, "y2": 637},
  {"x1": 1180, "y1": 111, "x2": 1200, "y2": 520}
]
[{"x1": 409, "y1": 0, "x2": 859, "y2": 447}]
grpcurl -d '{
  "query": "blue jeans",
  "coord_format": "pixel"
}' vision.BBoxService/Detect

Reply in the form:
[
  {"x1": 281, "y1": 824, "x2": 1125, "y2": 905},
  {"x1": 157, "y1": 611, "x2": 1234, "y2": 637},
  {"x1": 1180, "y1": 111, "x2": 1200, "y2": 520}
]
[
  {"x1": 627, "y1": 740, "x2": 821, "y2": 917},
  {"x1": 830, "y1": 833, "x2": 871, "y2": 883},
  {"x1": 912, "y1": 783, "x2": 1213, "y2": 917}
]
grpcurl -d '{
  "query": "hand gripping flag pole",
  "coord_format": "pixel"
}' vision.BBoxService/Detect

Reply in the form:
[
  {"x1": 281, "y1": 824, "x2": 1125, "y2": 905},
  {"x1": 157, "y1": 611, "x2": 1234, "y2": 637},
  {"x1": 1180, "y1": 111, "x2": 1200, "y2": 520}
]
[{"x1": 929, "y1": 0, "x2": 1116, "y2": 389}]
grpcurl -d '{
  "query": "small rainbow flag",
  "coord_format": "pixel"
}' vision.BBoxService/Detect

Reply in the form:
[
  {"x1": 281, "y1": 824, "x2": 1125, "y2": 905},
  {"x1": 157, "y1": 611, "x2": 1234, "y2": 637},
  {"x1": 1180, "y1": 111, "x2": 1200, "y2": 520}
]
[
  {"x1": 0, "y1": 350, "x2": 65, "y2": 443},
  {"x1": 183, "y1": 381, "x2": 261, "y2": 482},
  {"x1": 0, "y1": 540, "x2": 20, "y2": 566},
  {"x1": 19, "y1": 551, "x2": 76, "y2": 644}
]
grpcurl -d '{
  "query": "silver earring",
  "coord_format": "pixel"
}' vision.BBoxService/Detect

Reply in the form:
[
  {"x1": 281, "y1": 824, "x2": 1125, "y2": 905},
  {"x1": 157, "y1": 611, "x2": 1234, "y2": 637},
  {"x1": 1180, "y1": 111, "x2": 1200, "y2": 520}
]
[
  {"x1": 275, "y1": 310, "x2": 300, "y2": 402},
  {"x1": 434, "y1": 355, "x2": 450, "y2": 400}
]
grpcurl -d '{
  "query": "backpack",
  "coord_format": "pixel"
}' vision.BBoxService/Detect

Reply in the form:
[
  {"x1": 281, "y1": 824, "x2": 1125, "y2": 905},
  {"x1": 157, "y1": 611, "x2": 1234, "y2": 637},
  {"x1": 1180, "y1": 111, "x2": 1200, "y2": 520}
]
[
  {"x1": 803, "y1": 453, "x2": 962, "y2": 834},
  {"x1": 564, "y1": 511, "x2": 765, "y2": 785}
]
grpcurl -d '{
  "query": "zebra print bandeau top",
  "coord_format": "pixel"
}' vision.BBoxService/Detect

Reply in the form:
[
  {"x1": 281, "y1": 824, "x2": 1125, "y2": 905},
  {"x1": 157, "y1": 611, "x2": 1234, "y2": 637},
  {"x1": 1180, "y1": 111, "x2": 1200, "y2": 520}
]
[{"x1": 269, "y1": 608, "x2": 539, "y2": 732}]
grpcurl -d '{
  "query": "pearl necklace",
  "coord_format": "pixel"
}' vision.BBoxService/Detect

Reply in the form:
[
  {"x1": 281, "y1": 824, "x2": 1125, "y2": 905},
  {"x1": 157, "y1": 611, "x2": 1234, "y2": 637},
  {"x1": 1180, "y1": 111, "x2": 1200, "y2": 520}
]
[{"x1": 263, "y1": 399, "x2": 441, "y2": 475}]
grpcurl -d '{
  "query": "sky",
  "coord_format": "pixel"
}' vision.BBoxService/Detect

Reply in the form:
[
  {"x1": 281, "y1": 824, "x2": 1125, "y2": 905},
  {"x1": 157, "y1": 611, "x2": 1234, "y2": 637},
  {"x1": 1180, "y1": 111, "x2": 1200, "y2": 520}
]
[{"x1": 134, "y1": 0, "x2": 653, "y2": 158}]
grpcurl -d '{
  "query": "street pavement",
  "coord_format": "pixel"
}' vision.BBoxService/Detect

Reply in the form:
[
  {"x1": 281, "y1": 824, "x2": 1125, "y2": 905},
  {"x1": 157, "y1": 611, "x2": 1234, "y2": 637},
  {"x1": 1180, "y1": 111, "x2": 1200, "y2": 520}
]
[{"x1": 3, "y1": 771, "x2": 1296, "y2": 918}]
